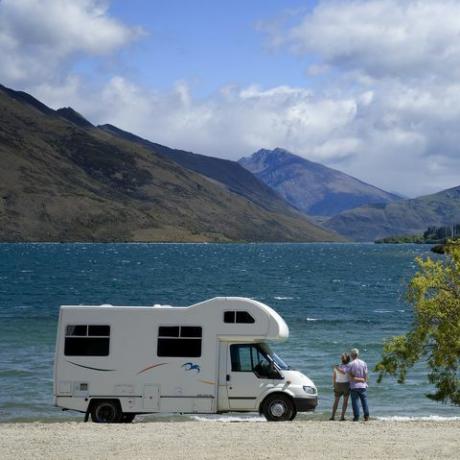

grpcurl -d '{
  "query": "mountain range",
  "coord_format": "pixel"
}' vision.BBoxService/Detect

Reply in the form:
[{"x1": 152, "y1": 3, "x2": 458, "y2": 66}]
[
  {"x1": 0, "y1": 83, "x2": 338, "y2": 242},
  {"x1": 1, "y1": 82, "x2": 458, "y2": 243},
  {"x1": 239, "y1": 148, "x2": 401, "y2": 217},
  {"x1": 239, "y1": 148, "x2": 460, "y2": 242}
]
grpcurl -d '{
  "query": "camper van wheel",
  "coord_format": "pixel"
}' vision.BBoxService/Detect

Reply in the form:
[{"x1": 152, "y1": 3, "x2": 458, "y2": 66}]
[
  {"x1": 90, "y1": 400, "x2": 122, "y2": 423},
  {"x1": 262, "y1": 394, "x2": 294, "y2": 422}
]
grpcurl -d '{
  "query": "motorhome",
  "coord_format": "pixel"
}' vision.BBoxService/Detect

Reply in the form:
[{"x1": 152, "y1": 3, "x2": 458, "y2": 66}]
[{"x1": 54, "y1": 297, "x2": 318, "y2": 422}]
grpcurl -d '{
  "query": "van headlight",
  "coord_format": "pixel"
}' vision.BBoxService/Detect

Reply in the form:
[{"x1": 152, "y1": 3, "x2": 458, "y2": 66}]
[{"x1": 303, "y1": 386, "x2": 316, "y2": 395}]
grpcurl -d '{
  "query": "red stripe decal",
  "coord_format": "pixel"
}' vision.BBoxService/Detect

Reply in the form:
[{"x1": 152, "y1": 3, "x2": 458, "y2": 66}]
[{"x1": 137, "y1": 363, "x2": 168, "y2": 375}]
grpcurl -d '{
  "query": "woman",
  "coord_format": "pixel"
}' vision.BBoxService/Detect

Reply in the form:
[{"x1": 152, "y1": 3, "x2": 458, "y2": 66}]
[{"x1": 330, "y1": 353, "x2": 351, "y2": 421}]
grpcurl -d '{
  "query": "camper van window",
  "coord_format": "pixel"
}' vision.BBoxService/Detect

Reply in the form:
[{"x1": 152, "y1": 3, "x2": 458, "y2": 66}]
[
  {"x1": 88, "y1": 325, "x2": 110, "y2": 336},
  {"x1": 66, "y1": 325, "x2": 87, "y2": 336},
  {"x1": 259, "y1": 343, "x2": 290, "y2": 371},
  {"x1": 236, "y1": 311, "x2": 255, "y2": 323},
  {"x1": 230, "y1": 344, "x2": 252, "y2": 371},
  {"x1": 230, "y1": 344, "x2": 267, "y2": 372},
  {"x1": 181, "y1": 326, "x2": 202, "y2": 337},
  {"x1": 158, "y1": 326, "x2": 179, "y2": 337},
  {"x1": 224, "y1": 311, "x2": 235, "y2": 323},
  {"x1": 230, "y1": 344, "x2": 283, "y2": 378},
  {"x1": 64, "y1": 324, "x2": 110, "y2": 356},
  {"x1": 157, "y1": 326, "x2": 202, "y2": 357},
  {"x1": 224, "y1": 311, "x2": 255, "y2": 324}
]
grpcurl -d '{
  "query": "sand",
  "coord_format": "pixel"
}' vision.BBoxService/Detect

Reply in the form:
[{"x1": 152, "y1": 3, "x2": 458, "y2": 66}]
[{"x1": 1, "y1": 420, "x2": 459, "y2": 460}]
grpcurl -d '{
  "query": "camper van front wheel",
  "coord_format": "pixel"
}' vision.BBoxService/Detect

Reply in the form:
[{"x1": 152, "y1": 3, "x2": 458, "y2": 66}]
[
  {"x1": 262, "y1": 394, "x2": 294, "y2": 422},
  {"x1": 90, "y1": 400, "x2": 122, "y2": 423}
]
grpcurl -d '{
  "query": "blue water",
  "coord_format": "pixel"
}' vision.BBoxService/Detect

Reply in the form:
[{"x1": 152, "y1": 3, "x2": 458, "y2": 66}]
[{"x1": 0, "y1": 243, "x2": 458, "y2": 421}]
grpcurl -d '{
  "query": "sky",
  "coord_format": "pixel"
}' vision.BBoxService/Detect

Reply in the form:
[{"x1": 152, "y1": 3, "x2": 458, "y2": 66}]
[{"x1": 1, "y1": 0, "x2": 460, "y2": 197}]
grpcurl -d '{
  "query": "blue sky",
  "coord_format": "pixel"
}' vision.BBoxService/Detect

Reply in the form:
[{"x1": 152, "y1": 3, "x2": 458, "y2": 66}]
[
  {"x1": 108, "y1": 0, "x2": 317, "y2": 94},
  {"x1": 1, "y1": 0, "x2": 460, "y2": 197}
]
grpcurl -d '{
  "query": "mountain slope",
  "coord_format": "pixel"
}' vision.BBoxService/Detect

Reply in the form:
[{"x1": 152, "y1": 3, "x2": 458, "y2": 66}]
[
  {"x1": 99, "y1": 124, "x2": 293, "y2": 214},
  {"x1": 239, "y1": 148, "x2": 400, "y2": 217},
  {"x1": 0, "y1": 84, "x2": 339, "y2": 242},
  {"x1": 325, "y1": 186, "x2": 460, "y2": 241}
]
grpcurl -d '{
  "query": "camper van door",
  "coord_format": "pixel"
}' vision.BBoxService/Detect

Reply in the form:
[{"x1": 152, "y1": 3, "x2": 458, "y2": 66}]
[{"x1": 224, "y1": 343, "x2": 276, "y2": 410}]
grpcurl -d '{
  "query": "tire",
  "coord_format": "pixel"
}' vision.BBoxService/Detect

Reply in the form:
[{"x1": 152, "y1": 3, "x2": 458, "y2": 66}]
[
  {"x1": 262, "y1": 394, "x2": 294, "y2": 422},
  {"x1": 90, "y1": 400, "x2": 122, "y2": 423},
  {"x1": 121, "y1": 413, "x2": 136, "y2": 423}
]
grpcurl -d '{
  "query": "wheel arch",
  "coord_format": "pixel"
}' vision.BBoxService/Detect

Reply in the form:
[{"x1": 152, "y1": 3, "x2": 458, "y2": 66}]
[{"x1": 258, "y1": 390, "x2": 295, "y2": 414}]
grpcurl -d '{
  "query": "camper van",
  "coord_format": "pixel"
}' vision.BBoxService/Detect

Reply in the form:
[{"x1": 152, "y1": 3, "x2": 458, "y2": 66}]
[{"x1": 54, "y1": 297, "x2": 317, "y2": 422}]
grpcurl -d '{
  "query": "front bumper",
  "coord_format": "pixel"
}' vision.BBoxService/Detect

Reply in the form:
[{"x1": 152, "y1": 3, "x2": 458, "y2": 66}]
[{"x1": 293, "y1": 397, "x2": 318, "y2": 412}]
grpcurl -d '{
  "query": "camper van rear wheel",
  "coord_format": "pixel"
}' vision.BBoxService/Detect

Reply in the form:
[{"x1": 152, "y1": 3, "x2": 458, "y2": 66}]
[
  {"x1": 262, "y1": 394, "x2": 294, "y2": 422},
  {"x1": 90, "y1": 400, "x2": 122, "y2": 423}
]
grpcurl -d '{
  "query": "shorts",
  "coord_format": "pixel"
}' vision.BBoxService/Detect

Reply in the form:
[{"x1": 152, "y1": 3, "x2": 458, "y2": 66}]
[{"x1": 334, "y1": 382, "x2": 350, "y2": 397}]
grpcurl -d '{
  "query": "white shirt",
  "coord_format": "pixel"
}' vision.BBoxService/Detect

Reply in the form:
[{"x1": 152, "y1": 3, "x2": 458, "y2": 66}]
[{"x1": 334, "y1": 365, "x2": 350, "y2": 383}]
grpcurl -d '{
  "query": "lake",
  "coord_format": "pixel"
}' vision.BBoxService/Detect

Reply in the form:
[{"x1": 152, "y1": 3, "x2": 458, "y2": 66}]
[{"x1": 0, "y1": 243, "x2": 457, "y2": 421}]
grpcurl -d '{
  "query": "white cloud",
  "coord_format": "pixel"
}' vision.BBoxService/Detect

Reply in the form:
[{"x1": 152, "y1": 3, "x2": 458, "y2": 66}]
[
  {"x1": 282, "y1": 0, "x2": 460, "y2": 80},
  {"x1": 0, "y1": 0, "x2": 142, "y2": 85},
  {"x1": 91, "y1": 80, "x2": 359, "y2": 160}
]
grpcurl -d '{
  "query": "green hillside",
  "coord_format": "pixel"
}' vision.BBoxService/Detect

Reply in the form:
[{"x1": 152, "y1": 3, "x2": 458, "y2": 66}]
[{"x1": 325, "y1": 187, "x2": 460, "y2": 241}]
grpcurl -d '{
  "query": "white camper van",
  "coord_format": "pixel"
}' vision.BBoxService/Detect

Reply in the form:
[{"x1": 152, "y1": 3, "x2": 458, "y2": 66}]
[{"x1": 54, "y1": 297, "x2": 317, "y2": 422}]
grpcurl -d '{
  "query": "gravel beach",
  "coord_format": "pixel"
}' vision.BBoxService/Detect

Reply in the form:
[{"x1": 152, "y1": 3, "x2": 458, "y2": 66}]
[{"x1": 1, "y1": 420, "x2": 459, "y2": 460}]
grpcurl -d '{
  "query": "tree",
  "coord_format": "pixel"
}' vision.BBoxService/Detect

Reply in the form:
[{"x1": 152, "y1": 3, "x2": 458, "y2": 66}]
[{"x1": 375, "y1": 240, "x2": 460, "y2": 405}]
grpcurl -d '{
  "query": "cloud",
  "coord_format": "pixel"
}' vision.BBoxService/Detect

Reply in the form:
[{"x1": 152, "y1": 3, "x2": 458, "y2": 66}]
[
  {"x1": 3, "y1": 0, "x2": 460, "y2": 197},
  {"x1": 279, "y1": 0, "x2": 460, "y2": 80},
  {"x1": 36, "y1": 77, "x2": 358, "y2": 161},
  {"x1": 247, "y1": 0, "x2": 460, "y2": 196},
  {"x1": 0, "y1": 0, "x2": 143, "y2": 85}
]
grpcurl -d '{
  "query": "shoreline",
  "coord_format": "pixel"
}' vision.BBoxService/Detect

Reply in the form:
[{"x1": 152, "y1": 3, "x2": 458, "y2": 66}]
[
  {"x1": 2, "y1": 413, "x2": 460, "y2": 424},
  {"x1": 2, "y1": 420, "x2": 459, "y2": 459}
]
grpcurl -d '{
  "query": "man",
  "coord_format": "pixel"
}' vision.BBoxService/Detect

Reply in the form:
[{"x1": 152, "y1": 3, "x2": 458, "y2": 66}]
[{"x1": 348, "y1": 348, "x2": 369, "y2": 421}]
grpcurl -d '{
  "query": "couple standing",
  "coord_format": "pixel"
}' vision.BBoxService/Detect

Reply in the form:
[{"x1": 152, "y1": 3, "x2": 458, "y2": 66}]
[{"x1": 330, "y1": 348, "x2": 369, "y2": 421}]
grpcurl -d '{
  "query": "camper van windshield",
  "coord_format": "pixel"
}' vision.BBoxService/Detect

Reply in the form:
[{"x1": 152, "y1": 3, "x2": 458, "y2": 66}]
[{"x1": 259, "y1": 343, "x2": 290, "y2": 370}]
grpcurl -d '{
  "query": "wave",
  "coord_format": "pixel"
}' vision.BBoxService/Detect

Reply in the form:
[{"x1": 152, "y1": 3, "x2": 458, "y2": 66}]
[
  {"x1": 274, "y1": 296, "x2": 293, "y2": 300},
  {"x1": 0, "y1": 369, "x2": 34, "y2": 377},
  {"x1": 191, "y1": 415, "x2": 265, "y2": 423},
  {"x1": 376, "y1": 416, "x2": 460, "y2": 422},
  {"x1": 302, "y1": 317, "x2": 386, "y2": 325}
]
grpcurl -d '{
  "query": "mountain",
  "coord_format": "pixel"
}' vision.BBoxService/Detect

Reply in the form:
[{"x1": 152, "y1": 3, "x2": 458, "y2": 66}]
[
  {"x1": 0, "y1": 84, "x2": 339, "y2": 242},
  {"x1": 56, "y1": 107, "x2": 94, "y2": 128},
  {"x1": 325, "y1": 186, "x2": 460, "y2": 241},
  {"x1": 239, "y1": 148, "x2": 401, "y2": 217},
  {"x1": 99, "y1": 124, "x2": 296, "y2": 215}
]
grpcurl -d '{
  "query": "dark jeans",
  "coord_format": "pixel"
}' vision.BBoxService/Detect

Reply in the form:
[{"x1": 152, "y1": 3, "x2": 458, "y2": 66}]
[{"x1": 350, "y1": 388, "x2": 369, "y2": 420}]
